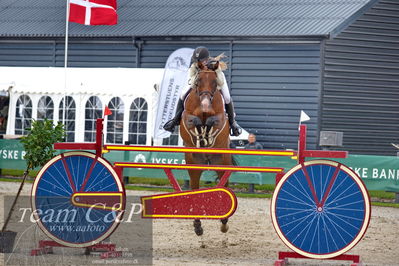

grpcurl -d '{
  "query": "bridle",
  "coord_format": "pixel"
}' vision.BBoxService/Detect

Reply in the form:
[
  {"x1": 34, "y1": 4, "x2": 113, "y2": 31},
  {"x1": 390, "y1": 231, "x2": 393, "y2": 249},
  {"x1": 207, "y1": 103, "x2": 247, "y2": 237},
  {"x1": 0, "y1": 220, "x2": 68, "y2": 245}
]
[{"x1": 194, "y1": 69, "x2": 217, "y2": 103}]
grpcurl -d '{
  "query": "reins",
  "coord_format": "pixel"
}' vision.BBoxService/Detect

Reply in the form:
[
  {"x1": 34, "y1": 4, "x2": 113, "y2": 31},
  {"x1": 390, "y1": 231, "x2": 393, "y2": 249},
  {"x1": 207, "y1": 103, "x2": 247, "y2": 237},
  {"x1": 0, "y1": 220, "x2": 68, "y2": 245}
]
[{"x1": 193, "y1": 69, "x2": 217, "y2": 102}]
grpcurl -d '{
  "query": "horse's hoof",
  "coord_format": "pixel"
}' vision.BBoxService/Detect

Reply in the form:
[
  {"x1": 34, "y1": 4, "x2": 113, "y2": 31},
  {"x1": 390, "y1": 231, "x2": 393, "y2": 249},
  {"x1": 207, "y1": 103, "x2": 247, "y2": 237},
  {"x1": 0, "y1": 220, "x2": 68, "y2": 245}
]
[
  {"x1": 195, "y1": 227, "x2": 204, "y2": 236},
  {"x1": 220, "y1": 224, "x2": 229, "y2": 233}
]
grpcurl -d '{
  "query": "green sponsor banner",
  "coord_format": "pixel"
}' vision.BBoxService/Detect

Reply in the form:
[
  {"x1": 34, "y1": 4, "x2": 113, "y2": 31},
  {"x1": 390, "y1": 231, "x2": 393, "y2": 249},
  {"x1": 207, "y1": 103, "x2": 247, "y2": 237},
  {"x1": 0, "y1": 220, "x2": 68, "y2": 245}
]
[
  {"x1": 1, "y1": 139, "x2": 399, "y2": 192},
  {"x1": 0, "y1": 139, "x2": 27, "y2": 170},
  {"x1": 334, "y1": 155, "x2": 399, "y2": 192}
]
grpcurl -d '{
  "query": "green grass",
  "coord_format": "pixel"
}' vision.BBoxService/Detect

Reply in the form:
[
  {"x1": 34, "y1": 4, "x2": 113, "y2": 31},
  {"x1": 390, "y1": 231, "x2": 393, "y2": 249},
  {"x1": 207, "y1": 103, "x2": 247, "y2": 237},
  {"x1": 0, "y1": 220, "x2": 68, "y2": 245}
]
[
  {"x1": 125, "y1": 185, "x2": 174, "y2": 193},
  {"x1": 235, "y1": 192, "x2": 272, "y2": 198},
  {"x1": 124, "y1": 177, "x2": 397, "y2": 205},
  {"x1": 1, "y1": 169, "x2": 38, "y2": 178},
  {"x1": 369, "y1": 190, "x2": 395, "y2": 199},
  {"x1": 372, "y1": 202, "x2": 399, "y2": 208},
  {"x1": 0, "y1": 177, "x2": 33, "y2": 183}
]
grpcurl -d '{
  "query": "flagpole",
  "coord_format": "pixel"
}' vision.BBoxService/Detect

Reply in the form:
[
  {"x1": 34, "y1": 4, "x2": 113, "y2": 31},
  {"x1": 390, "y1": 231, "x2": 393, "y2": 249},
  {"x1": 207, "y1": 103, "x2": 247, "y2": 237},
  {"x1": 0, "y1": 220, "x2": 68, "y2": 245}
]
[
  {"x1": 63, "y1": 0, "x2": 71, "y2": 126},
  {"x1": 104, "y1": 112, "x2": 108, "y2": 144},
  {"x1": 298, "y1": 111, "x2": 302, "y2": 131}
]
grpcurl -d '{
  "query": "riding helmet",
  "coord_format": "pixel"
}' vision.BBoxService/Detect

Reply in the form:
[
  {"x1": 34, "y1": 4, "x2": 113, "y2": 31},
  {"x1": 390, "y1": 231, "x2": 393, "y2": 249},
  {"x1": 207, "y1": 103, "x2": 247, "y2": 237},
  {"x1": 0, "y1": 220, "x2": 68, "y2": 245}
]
[{"x1": 192, "y1": 46, "x2": 210, "y2": 62}]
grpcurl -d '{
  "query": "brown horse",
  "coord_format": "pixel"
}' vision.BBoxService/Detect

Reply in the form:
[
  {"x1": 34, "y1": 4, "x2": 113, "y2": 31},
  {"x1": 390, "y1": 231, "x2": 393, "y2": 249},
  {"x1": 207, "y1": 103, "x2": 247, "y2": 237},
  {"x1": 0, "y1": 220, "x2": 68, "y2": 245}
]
[{"x1": 180, "y1": 60, "x2": 233, "y2": 236}]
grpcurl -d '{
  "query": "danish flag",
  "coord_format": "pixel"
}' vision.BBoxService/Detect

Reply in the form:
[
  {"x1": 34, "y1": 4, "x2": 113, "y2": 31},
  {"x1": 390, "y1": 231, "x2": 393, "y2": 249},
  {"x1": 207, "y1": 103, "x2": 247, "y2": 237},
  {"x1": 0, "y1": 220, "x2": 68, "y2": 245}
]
[{"x1": 69, "y1": 0, "x2": 118, "y2": 25}]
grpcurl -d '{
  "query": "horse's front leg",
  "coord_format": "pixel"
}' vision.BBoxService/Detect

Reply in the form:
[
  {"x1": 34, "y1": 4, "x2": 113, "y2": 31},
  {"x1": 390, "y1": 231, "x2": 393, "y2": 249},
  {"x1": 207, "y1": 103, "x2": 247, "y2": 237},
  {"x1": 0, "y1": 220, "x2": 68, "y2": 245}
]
[
  {"x1": 186, "y1": 114, "x2": 203, "y2": 128},
  {"x1": 204, "y1": 115, "x2": 221, "y2": 130},
  {"x1": 204, "y1": 115, "x2": 223, "y2": 146},
  {"x1": 186, "y1": 115, "x2": 205, "y2": 147}
]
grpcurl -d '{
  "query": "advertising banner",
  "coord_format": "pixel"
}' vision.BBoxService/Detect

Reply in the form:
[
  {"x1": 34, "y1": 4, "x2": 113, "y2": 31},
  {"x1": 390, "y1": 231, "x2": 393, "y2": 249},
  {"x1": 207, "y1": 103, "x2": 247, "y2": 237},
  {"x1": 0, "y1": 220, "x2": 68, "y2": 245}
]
[
  {"x1": 0, "y1": 139, "x2": 26, "y2": 170},
  {"x1": 153, "y1": 48, "x2": 194, "y2": 139}
]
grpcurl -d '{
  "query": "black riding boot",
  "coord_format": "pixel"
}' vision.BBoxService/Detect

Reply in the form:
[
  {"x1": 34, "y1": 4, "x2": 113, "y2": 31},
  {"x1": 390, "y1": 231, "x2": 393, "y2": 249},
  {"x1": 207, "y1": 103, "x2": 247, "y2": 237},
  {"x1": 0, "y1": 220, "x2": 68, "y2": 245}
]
[
  {"x1": 225, "y1": 102, "x2": 242, "y2": 136},
  {"x1": 163, "y1": 99, "x2": 184, "y2": 132}
]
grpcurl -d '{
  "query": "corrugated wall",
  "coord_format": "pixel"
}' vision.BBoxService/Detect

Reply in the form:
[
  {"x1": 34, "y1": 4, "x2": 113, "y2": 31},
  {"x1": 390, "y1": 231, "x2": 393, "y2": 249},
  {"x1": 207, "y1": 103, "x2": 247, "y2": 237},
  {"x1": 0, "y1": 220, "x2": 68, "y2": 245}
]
[
  {"x1": 322, "y1": 0, "x2": 399, "y2": 155},
  {"x1": 0, "y1": 41, "x2": 56, "y2": 66},
  {"x1": 231, "y1": 43, "x2": 320, "y2": 149},
  {"x1": 140, "y1": 42, "x2": 230, "y2": 69},
  {"x1": 0, "y1": 39, "x2": 137, "y2": 67}
]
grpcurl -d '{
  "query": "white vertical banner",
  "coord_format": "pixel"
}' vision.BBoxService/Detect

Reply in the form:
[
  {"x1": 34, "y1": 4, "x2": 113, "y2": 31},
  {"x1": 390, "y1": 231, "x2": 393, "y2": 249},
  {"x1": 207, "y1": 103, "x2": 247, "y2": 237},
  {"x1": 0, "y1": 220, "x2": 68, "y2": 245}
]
[{"x1": 153, "y1": 48, "x2": 194, "y2": 139}]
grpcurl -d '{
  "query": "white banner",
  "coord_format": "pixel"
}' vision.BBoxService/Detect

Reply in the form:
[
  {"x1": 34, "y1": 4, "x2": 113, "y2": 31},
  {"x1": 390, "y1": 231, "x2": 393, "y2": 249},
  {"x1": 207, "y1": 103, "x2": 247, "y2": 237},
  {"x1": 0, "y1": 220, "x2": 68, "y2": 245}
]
[{"x1": 153, "y1": 48, "x2": 194, "y2": 139}]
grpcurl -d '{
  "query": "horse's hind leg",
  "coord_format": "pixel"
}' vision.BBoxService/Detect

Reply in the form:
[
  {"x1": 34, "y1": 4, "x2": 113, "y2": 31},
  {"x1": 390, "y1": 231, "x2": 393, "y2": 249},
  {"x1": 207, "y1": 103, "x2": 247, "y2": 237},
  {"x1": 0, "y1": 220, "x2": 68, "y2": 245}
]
[
  {"x1": 188, "y1": 169, "x2": 201, "y2": 190},
  {"x1": 188, "y1": 169, "x2": 204, "y2": 236},
  {"x1": 220, "y1": 218, "x2": 229, "y2": 233},
  {"x1": 193, "y1": 219, "x2": 203, "y2": 236},
  {"x1": 218, "y1": 170, "x2": 230, "y2": 233}
]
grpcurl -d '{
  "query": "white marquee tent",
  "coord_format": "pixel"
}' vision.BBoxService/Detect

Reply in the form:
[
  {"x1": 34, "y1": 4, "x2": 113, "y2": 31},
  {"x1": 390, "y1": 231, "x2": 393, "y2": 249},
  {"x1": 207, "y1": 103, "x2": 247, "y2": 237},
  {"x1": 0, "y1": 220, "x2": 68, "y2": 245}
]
[{"x1": 1, "y1": 67, "x2": 164, "y2": 145}]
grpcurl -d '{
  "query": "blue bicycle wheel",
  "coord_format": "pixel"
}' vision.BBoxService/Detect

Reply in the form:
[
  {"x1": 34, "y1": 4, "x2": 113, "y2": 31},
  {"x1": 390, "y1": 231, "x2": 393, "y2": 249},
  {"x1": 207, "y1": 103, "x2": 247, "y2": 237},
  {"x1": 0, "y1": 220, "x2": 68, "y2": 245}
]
[
  {"x1": 271, "y1": 160, "x2": 370, "y2": 259},
  {"x1": 31, "y1": 151, "x2": 125, "y2": 248}
]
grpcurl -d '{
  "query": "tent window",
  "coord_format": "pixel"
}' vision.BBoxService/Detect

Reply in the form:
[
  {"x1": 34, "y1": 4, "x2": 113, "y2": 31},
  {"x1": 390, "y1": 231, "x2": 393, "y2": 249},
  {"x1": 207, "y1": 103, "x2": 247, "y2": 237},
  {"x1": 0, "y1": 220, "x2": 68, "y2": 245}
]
[
  {"x1": 0, "y1": 96, "x2": 9, "y2": 134},
  {"x1": 162, "y1": 129, "x2": 179, "y2": 146},
  {"x1": 59, "y1": 96, "x2": 76, "y2": 142},
  {"x1": 128, "y1": 98, "x2": 147, "y2": 145},
  {"x1": 85, "y1": 96, "x2": 102, "y2": 142},
  {"x1": 15, "y1": 95, "x2": 32, "y2": 135},
  {"x1": 37, "y1": 96, "x2": 54, "y2": 121},
  {"x1": 106, "y1": 97, "x2": 124, "y2": 144}
]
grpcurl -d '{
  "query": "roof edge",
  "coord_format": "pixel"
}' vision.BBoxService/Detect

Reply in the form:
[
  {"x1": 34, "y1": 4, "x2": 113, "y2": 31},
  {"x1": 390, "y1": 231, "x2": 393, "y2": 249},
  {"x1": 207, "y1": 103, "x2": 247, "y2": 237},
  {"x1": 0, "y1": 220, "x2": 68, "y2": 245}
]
[{"x1": 329, "y1": 0, "x2": 380, "y2": 39}]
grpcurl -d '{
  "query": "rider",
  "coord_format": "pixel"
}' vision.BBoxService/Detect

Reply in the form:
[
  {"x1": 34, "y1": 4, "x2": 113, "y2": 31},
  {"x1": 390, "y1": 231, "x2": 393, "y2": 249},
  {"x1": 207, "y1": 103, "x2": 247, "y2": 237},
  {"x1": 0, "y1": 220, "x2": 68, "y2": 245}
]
[{"x1": 163, "y1": 46, "x2": 242, "y2": 136}]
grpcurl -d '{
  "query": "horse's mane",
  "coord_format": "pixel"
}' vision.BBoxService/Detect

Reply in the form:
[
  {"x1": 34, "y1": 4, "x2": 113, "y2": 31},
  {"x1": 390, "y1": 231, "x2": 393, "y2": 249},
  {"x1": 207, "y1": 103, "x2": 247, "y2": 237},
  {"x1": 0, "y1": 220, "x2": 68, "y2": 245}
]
[{"x1": 213, "y1": 53, "x2": 228, "y2": 71}]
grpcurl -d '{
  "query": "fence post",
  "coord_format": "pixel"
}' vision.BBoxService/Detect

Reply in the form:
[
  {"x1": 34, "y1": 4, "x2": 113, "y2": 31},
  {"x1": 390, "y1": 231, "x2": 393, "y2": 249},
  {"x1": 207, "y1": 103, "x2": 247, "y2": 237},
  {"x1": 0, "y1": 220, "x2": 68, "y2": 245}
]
[
  {"x1": 248, "y1": 183, "x2": 255, "y2": 193},
  {"x1": 395, "y1": 152, "x2": 399, "y2": 203}
]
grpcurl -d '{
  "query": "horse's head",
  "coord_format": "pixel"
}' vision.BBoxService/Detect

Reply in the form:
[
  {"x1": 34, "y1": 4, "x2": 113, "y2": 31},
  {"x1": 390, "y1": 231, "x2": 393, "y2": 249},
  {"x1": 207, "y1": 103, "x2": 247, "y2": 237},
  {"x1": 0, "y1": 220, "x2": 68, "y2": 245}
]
[{"x1": 195, "y1": 61, "x2": 220, "y2": 113}]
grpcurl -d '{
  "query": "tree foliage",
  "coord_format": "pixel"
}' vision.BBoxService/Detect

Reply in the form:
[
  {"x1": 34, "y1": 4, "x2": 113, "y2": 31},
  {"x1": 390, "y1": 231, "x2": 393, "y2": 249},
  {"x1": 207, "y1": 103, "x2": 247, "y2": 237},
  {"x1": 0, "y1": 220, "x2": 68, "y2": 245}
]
[
  {"x1": 2, "y1": 119, "x2": 65, "y2": 232},
  {"x1": 20, "y1": 119, "x2": 65, "y2": 171}
]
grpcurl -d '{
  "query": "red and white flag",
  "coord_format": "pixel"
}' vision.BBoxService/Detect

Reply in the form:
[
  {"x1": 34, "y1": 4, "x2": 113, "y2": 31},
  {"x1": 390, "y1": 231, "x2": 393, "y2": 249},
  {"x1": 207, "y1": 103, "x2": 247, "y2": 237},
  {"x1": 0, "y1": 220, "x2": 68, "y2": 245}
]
[{"x1": 69, "y1": 0, "x2": 118, "y2": 25}]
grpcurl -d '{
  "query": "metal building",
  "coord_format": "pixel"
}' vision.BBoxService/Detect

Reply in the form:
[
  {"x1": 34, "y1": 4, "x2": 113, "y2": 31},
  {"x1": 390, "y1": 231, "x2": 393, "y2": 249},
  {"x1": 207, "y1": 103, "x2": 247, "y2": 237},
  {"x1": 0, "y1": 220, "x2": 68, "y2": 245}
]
[
  {"x1": 0, "y1": 0, "x2": 397, "y2": 155},
  {"x1": 322, "y1": 0, "x2": 399, "y2": 155}
]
